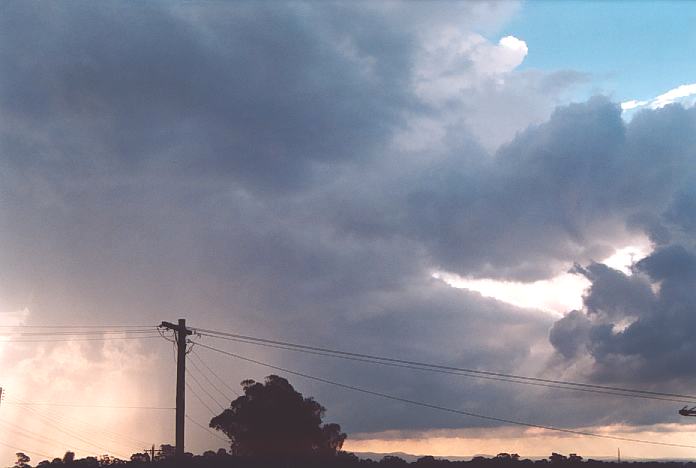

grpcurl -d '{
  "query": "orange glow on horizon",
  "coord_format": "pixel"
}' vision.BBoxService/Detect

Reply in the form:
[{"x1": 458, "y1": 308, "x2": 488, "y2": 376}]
[{"x1": 344, "y1": 424, "x2": 696, "y2": 460}]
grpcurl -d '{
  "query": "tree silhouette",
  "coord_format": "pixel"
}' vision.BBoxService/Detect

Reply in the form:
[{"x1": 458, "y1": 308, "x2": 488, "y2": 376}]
[
  {"x1": 209, "y1": 375, "x2": 346, "y2": 457},
  {"x1": 62, "y1": 452, "x2": 75, "y2": 464},
  {"x1": 14, "y1": 453, "x2": 30, "y2": 468}
]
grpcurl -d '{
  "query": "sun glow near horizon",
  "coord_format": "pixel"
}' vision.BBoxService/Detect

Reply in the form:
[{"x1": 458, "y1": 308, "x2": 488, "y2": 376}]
[{"x1": 345, "y1": 423, "x2": 696, "y2": 460}]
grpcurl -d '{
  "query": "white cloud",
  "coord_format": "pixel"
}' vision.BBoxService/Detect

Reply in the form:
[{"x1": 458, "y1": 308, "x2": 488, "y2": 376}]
[
  {"x1": 497, "y1": 35, "x2": 529, "y2": 67},
  {"x1": 414, "y1": 31, "x2": 528, "y2": 106},
  {"x1": 620, "y1": 99, "x2": 648, "y2": 111},
  {"x1": 622, "y1": 82, "x2": 696, "y2": 113},
  {"x1": 395, "y1": 30, "x2": 580, "y2": 154},
  {"x1": 651, "y1": 83, "x2": 696, "y2": 108},
  {"x1": 434, "y1": 271, "x2": 587, "y2": 316},
  {"x1": 601, "y1": 242, "x2": 652, "y2": 275},
  {"x1": 435, "y1": 239, "x2": 652, "y2": 315}
]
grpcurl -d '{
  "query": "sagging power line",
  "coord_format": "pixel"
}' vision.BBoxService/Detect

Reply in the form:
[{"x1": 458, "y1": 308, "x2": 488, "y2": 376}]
[
  {"x1": 192, "y1": 327, "x2": 696, "y2": 403},
  {"x1": 6, "y1": 402, "x2": 174, "y2": 410},
  {"x1": 194, "y1": 341, "x2": 696, "y2": 450},
  {"x1": 0, "y1": 327, "x2": 162, "y2": 344},
  {"x1": 1, "y1": 336, "x2": 163, "y2": 343},
  {"x1": 189, "y1": 351, "x2": 238, "y2": 400},
  {"x1": 0, "y1": 325, "x2": 157, "y2": 329},
  {"x1": 0, "y1": 329, "x2": 157, "y2": 336},
  {"x1": 8, "y1": 319, "x2": 696, "y2": 460}
]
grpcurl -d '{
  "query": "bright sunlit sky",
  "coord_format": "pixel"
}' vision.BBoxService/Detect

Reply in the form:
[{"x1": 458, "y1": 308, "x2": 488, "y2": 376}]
[{"x1": 2, "y1": 0, "x2": 696, "y2": 464}]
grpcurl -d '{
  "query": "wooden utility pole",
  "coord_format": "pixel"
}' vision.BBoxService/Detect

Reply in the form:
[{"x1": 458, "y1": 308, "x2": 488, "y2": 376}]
[
  {"x1": 143, "y1": 444, "x2": 159, "y2": 462},
  {"x1": 160, "y1": 319, "x2": 192, "y2": 458}
]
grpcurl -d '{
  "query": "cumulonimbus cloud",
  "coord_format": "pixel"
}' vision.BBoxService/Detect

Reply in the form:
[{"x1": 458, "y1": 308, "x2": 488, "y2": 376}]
[{"x1": 2, "y1": 1, "x2": 696, "y2": 456}]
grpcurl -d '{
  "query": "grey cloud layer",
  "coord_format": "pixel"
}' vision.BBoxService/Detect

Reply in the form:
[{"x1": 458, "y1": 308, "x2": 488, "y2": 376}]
[
  {"x1": 550, "y1": 244, "x2": 696, "y2": 386},
  {"x1": 543, "y1": 105, "x2": 696, "y2": 389},
  {"x1": 0, "y1": 2, "x2": 413, "y2": 191},
  {"x1": 2, "y1": 1, "x2": 696, "y2": 441}
]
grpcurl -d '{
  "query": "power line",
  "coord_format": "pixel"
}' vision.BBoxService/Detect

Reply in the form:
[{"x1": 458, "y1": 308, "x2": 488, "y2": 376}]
[
  {"x1": 198, "y1": 334, "x2": 694, "y2": 404},
  {"x1": 0, "y1": 335, "x2": 162, "y2": 343},
  {"x1": 26, "y1": 408, "x2": 151, "y2": 449},
  {"x1": 0, "y1": 329, "x2": 157, "y2": 337},
  {"x1": 0, "y1": 325, "x2": 156, "y2": 329},
  {"x1": 193, "y1": 328, "x2": 696, "y2": 403},
  {"x1": 15, "y1": 403, "x2": 130, "y2": 459},
  {"x1": 6, "y1": 398, "x2": 153, "y2": 448},
  {"x1": 188, "y1": 354, "x2": 235, "y2": 403},
  {"x1": 0, "y1": 440, "x2": 53, "y2": 460},
  {"x1": 6, "y1": 402, "x2": 174, "y2": 410},
  {"x1": 185, "y1": 382, "x2": 218, "y2": 418},
  {"x1": 195, "y1": 341, "x2": 696, "y2": 450},
  {"x1": 190, "y1": 349, "x2": 240, "y2": 398},
  {"x1": 0, "y1": 418, "x2": 95, "y2": 454},
  {"x1": 185, "y1": 415, "x2": 229, "y2": 444},
  {"x1": 186, "y1": 368, "x2": 226, "y2": 411}
]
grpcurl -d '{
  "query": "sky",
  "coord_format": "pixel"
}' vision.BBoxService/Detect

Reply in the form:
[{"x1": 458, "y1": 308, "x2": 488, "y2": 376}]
[
  {"x1": 2, "y1": 0, "x2": 696, "y2": 463},
  {"x1": 506, "y1": 0, "x2": 696, "y2": 103}
]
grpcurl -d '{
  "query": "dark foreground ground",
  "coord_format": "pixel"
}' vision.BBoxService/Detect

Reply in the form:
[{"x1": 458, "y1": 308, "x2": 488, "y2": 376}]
[{"x1": 21, "y1": 452, "x2": 696, "y2": 468}]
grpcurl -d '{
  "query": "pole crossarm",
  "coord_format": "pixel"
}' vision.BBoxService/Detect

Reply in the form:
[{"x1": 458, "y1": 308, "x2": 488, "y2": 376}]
[{"x1": 160, "y1": 321, "x2": 193, "y2": 336}]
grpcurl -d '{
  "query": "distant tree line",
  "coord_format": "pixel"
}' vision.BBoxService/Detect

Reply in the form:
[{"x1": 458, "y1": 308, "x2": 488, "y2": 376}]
[
  {"x1": 12, "y1": 449, "x2": 696, "y2": 468},
  {"x1": 9, "y1": 376, "x2": 693, "y2": 468}
]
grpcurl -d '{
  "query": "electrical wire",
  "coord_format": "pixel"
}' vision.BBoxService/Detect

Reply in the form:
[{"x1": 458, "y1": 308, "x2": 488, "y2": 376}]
[
  {"x1": 0, "y1": 418, "x2": 95, "y2": 454},
  {"x1": 46, "y1": 412, "x2": 149, "y2": 449},
  {"x1": 0, "y1": 329, "x2": 157, "y2": 337},
  {"x1": 185, "y1": 382, "x2": 218, "y2": 417},
  {"x1": 158, "y1": 327, "x2": 176, "y2": 344},
  {"x1": 13, "y1": 401, "x2": 127, "y2": 453},
  {"x1": 194, "y1": 328, "x2": 696, "y2": 403},
  {"x1": 190, "y1": 349, "x2": 240, "y2": 398},
  {"x1": 198, "y1": 334, "x2": 695, "y2": 405},
  {"x1": 0, "y1": 325, "x2": 156, "y2": 329},
  {"x1": 0, "y1": 440, "x2": 54, "y2": 460},
  {"x1": 4, "y1": 399, "x2": 154, "y2": 448},
  {"x1": 6, "y1": 402, "x2": 174, "y2": 410},
  {"x1": 195, "y1": 341, "x2": 696, "y2": 450},
  {"x1": 0, "y1": 335, "x2": 162, "y2": 343},
  {"x1": 187, "y1": 368, "x2": 226, "y2": 411},
  {"x1": 188, "y1": 355, "x2": 235, "y2": 403},
  {"x1": 185, "y1": 415, "x2": 229, "y2": 443},
  {"x1": 13, "y1": 403, "x2": 130, "y2": 459}
]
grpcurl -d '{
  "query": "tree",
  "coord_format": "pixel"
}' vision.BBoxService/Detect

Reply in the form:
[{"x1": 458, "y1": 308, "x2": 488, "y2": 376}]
[
  {"x1": 62, "y1": 452, "x2": 75, "y2": 464},
  {"x1": 496, "y1": 453, "x2": 520, "y2": 462},
  {"x1": 14, "y1": 453, "x2": 31, "y2": 468},
  {"x1": 157, "y1": 444, "x2": 175, "y2": 460},
  {"x1": 210, "y1": 375, "x2": 346, "y2": 457},
  {"x1": 380, "y1": 456, "x2": 408, "y2": 465},
  {"x1": 129, "y1": 453, "x2": 149, "y2": 464}
]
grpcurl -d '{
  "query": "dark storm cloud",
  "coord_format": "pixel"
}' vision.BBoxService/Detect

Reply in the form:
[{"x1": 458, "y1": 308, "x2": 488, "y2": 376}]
[
  {"x1": 573, "y1": 263, "x2": 656, "y2": 321},
  {"x1": 324, "y1": 99, "x2": 696, "y2": 280},
  {"x1": 0, "y1": 1, "x2": 412, "y2": 191},
  {"x1": 543, "y1": 103, "x2": 696, "y2": 389},
  {"x1": 3, "y1": 0, "x2": 696, "y2": 439},
  {"x1": 549, "y1": 310, "x2": 592, "y2": 359},
  {"x1": 664, "y1": 188, "x2": 696, "y2": 234},
  {"x1": 549, "y1": 244, "x2": 696, "y2": 388},
  {"x1": 538, "y1": 103, "x2": 696, "y2": 405}
]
